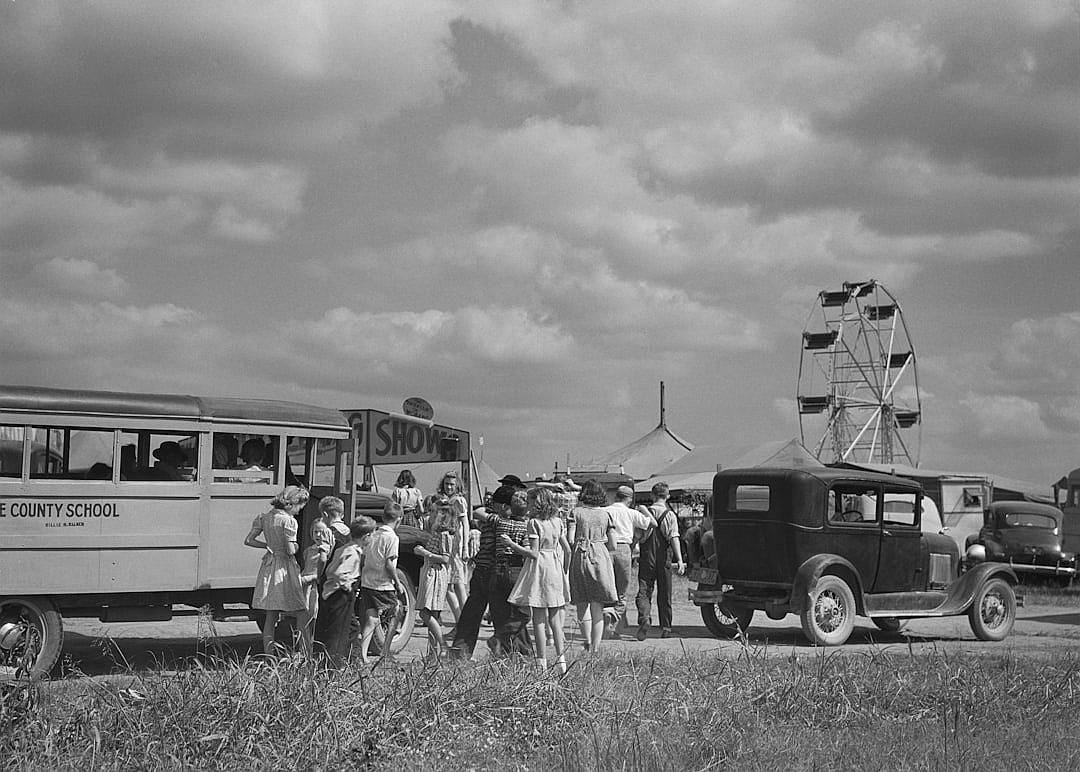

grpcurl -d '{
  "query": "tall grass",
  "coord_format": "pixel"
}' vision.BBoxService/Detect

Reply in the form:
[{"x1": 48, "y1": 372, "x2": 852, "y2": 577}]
[{"x1": 3, "y1": 644, "x2": 1079, "y2": 771}]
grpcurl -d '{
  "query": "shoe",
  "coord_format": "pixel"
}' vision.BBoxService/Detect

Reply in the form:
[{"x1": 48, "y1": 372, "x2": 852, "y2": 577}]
[
  {"x1": 636, "y1": 622, "x2": 649, "y2": 641},
  {"x1": 660, "y1": 628, "x2": 674, "y2": 639}
]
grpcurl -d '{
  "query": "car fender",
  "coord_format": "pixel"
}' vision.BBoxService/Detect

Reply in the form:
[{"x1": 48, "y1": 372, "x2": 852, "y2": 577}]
[
  {"x1": 935, "y1": 562, "x2": 1019, "y2": 616},
  {"x1": 790, "y1": 554, "x2": 867, "y2": 616}
]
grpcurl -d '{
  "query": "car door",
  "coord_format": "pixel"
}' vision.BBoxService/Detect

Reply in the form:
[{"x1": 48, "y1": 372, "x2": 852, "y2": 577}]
[
  {"x1": 826, "y1": 481, "x2": 881, "y2": 590},
  {"x1": 874, "y1": 487, "x2": 923, "y2": 592}
]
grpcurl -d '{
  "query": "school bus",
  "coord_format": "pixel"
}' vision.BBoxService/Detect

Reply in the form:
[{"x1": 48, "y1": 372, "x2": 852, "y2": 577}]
[{"x1": 0, "y1": 385, "x2": 470, "y2": 679}]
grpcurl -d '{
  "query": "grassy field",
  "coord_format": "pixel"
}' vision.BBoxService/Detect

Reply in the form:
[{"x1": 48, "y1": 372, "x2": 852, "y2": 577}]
[{"x1": 3, "y1": 642, "x2": 1079, "y2": 771}]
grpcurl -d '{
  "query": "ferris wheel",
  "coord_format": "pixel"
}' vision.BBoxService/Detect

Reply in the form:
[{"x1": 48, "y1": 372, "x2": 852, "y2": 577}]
[{"x1": 797, "y1": 280, "x2": 922, "y2": 466}]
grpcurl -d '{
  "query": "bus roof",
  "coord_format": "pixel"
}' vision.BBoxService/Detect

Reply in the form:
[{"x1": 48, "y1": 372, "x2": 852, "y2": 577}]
[{"x1": 0, "y1": 385, "x2": 350, "y2": 431}]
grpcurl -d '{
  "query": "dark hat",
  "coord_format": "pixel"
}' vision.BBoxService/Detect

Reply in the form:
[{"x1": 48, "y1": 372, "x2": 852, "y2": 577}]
[
  {"x1": 498, "y1": 474, "x2": 526, "y2": 489},
  {"x1": 152, "y1": 441, "x2": 188, "y2": 463},
  {"x1": 490, "y1": 484, "x2": 516, "y2": 505}
]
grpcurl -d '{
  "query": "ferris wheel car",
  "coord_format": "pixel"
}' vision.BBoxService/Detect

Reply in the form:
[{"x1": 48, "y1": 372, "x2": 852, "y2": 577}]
[{"x1": 690, "y1": 467, "x2": 1022, "y2": 645}]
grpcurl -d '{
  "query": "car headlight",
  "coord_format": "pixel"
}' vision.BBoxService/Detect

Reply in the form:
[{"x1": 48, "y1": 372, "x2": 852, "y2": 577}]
[{"x1": 965, "y1": 543, "x2": 987, "y2": 564}]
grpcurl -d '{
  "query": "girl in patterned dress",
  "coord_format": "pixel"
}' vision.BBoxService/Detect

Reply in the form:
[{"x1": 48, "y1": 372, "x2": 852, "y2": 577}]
[
  {"x1": 506, "y1": 487, "x2": 572, "y2": 673},
  {"x1": 567, "y1": 479, "x2": 618, "y2": 653},
  {"x1": 244, "y1": 485, "x2": 310, "y2": 655},
  {"x1": 414, "y1": 502, "x2": 455, "y2": 656},
  {"x1": 437, "y1": 471, "x2": 470, "y2": 624}
]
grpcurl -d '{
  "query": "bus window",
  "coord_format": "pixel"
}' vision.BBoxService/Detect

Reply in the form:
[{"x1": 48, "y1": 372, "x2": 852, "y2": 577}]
[
  {"x1": 287, "y1": 436, "x2": 311, "y2": 487},
  {"x1": 313, "y1": 438, "x2": 337, "y2": 488},
  {"x1": 1, "y1": 426, "x2": 24, "y2": 478},
  {"x1": 116, "y1": 430, "x2": 198, "y2": 481},
  {"x1": 28, "y1": 427, "x2": 115, "y2": 480},
  {"x1": 214, "y1": 433, "x2": 276, "y2": 485}
]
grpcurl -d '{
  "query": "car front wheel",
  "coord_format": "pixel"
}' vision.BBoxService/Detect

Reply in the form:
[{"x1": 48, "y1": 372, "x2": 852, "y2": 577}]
[
  {"x1": 800, "y1": 575, "x2": 856, "y2": 646},
  {"x1": 700, "y1": 602, "x2": 753, "y2": 638},
  {"x1": 968, "y1": 577, "x2": 1016, "y2": 642}
]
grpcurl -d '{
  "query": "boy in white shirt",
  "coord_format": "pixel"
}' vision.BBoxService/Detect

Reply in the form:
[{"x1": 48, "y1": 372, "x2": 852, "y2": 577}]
[{"x1": 357, "y1": 502, "x2": 403, "y2": 666}]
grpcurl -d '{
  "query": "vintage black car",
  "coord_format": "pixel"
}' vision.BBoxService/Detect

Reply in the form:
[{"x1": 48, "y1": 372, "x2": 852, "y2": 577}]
[
  {"x1": 966, "y1": 501, "x2": 1076, "y2": 584},
  {"x1": 690, "y1": 467, "x2": 1021, "y2": 646}
]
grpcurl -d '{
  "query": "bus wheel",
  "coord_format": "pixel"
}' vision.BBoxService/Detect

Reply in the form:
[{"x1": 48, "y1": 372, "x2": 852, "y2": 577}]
[
  {"x1": 0, "y1": 597, "x2": 63, "y2": 681},
  {"x1": 364, "y1": 569, "x2": 417, "y2": 657}
]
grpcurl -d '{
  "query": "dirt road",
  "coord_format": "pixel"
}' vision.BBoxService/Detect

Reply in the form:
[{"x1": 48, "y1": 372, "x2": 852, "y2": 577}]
[{"x1": 53, "y1": 576, "x2": 1079, "y2": 677}]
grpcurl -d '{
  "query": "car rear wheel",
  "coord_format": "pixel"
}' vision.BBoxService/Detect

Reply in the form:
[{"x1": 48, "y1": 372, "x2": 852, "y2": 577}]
[
  {"x1": 0, "y1": 596, "x2": 63, "y2": 681},
  {"x1": 968, "y1": 577, "x2": 1016, "y2": 642},
  {"x1": 800, "y1": 575, "x2": 856, "y2": 646},
  {"x1": 701, "y1": 602, "x2": 753, "y2": 638}
]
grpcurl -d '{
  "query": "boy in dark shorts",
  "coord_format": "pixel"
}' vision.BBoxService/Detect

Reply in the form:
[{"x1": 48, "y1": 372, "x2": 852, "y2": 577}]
[{"x1": 357, "y1": 501, "x2": 403, "y2": 666}]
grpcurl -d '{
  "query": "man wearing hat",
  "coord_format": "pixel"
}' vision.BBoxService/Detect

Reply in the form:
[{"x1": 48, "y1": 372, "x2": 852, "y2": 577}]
[
  {"x1": 497, "y1": 474, "x2": 527, "y2": 489},
  {"x1": 151, "y1": 441, "x2": 189, "y2": 481},
  {"x1": 608, "y1": 485, "x2": 653, "y2": 636}
]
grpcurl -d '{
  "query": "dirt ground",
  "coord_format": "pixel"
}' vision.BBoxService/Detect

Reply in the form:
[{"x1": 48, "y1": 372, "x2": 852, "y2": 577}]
[{"x1": 53, "y1": 575, "x2": 1080, "y2": 677}]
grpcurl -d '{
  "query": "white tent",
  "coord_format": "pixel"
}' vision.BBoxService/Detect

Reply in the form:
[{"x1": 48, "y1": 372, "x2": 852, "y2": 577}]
[
  {"x1": 581, "y1": 382, "x2": 693, "y2": 481},
  {"x1": 640, "y1": 438, "x2": 823, "y2": 492},
  {"x1": 471, "y1": 455, "x2": 501, "y2": 503}
]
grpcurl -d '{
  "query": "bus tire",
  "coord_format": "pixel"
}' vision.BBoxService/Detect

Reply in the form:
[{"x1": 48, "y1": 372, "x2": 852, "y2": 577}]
[
  {"x1": 361, "y1": 569, "x2": 417, "y2": 656},
  {"x1": 0, "y1": 596, "x2": 63, "y2": 681}
]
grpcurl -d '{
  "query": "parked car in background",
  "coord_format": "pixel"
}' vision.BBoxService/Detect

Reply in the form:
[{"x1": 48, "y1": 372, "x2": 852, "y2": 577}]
[
  {"x1": 691, "y1": 467, "x2": 1022, "y2": 646},
  {"x1": 965, "y1": 501, "x2": 1076, "y2": 585}
]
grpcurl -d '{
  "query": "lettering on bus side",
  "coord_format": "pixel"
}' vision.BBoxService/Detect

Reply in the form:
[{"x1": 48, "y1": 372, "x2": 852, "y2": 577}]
[{"x1": 0, "y1": 501, "x2": 120, "y2": 518}]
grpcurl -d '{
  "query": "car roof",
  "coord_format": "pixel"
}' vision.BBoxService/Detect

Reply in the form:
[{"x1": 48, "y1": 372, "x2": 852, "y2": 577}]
[
  {"x1": 986, "y1": 500, "x2": 1063, "y2": 518},
  {"x1": 717, "y1": 465, "x2": 924, "y2": 491}
]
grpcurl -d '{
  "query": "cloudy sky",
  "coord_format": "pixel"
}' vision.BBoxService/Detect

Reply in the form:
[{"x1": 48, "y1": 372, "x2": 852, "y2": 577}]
[{"x1": 1, "y1": 1, "x2": 1078, "y2": 486}]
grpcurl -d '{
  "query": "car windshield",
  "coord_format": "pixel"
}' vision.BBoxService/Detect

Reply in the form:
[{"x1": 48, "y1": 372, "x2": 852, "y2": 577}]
[{"x1": 1002, "y1": 512, "x2": 1056, "y2": 529}]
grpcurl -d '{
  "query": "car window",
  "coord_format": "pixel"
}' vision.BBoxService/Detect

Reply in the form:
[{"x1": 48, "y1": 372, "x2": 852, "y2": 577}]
[
  {"x1": 882, "y1": 491, "x2": 919, "y2": 527},
  {"x1": 829, "y1": 484, "x2": 878, "y2": 525},
  {"x1": 1003, "y1": 512, "x2": 1056, "y2": 529},
  {"x1": 729, "y1": 484, "x2": 769, "y2": 512}
]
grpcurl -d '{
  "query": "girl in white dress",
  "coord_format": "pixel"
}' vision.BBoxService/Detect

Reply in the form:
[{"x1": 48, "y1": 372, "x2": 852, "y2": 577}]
[{"x1": 506, "y1": 487, "x2": 572, "y2": 673}]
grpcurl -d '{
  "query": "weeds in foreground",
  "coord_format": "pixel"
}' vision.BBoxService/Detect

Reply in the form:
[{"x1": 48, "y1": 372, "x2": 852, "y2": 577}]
[{"x1": 3, "y1": 646, "x2": 1079, "y2": 771}]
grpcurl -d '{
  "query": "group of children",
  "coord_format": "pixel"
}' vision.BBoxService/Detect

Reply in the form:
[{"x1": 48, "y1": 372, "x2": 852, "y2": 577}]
[
  {"x1": 246, "y1": 472, "x2": 676, "y2": 673},
  {"x1": 246, "y1": 487, "x2": 405, "y2": 667}
]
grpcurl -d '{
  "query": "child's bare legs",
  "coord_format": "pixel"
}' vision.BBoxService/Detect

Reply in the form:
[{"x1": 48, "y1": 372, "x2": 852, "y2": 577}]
[
  {"x1": 261, "y1": 610, "x2": 281, "y2": 655},
  {"x1": 446, "y1": 592, "x2": 462, "y2": 625},
  {"x1": 530, "y1": 607, "x2": 549, "y2": 667},
  {"x1": 547, "y1": 606, "x2": 567, "y2": 673},
  {"x1": 575, "y1": 603, "x2": 591, "y2": 650},
  {"x1": 420, "y1": 609, "x2": 446, "y2": 655},
  {"x1": 451, "y1": 580, "x2": 468, "y2": 622},
  {"x1": 357, "y1": 609, "x2": 380, "y2": 665},
  {"x1": 587, "y1": 602, "x2": 606, "y2": 652}
]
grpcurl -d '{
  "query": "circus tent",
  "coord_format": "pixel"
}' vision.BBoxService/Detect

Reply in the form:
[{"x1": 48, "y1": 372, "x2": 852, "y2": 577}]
[
  {"x1": 581, "y1": 382, "x2": 693, "y2": 481},
  {"x1": 639, "y1": 437, "x2": 823, "y2": 492}
]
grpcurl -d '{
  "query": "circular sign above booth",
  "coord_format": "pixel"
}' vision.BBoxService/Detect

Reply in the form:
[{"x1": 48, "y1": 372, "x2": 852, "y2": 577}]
[{"x1": 402, "y1": 396, "x2": 434, "y2": 421}]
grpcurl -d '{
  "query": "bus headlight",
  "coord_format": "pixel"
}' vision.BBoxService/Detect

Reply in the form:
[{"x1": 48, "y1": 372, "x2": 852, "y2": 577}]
[
  {"x1": 965, "y1": 543, "x2": 987, "y2": 565},
  {"x1": 0, "y1": 621, "x2": 24, "y2": 651}
]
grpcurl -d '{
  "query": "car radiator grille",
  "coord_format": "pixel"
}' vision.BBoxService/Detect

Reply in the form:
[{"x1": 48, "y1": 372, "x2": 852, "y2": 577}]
[{"x1": 929, "y1": 553, "x2": 952, "y2": 588}]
